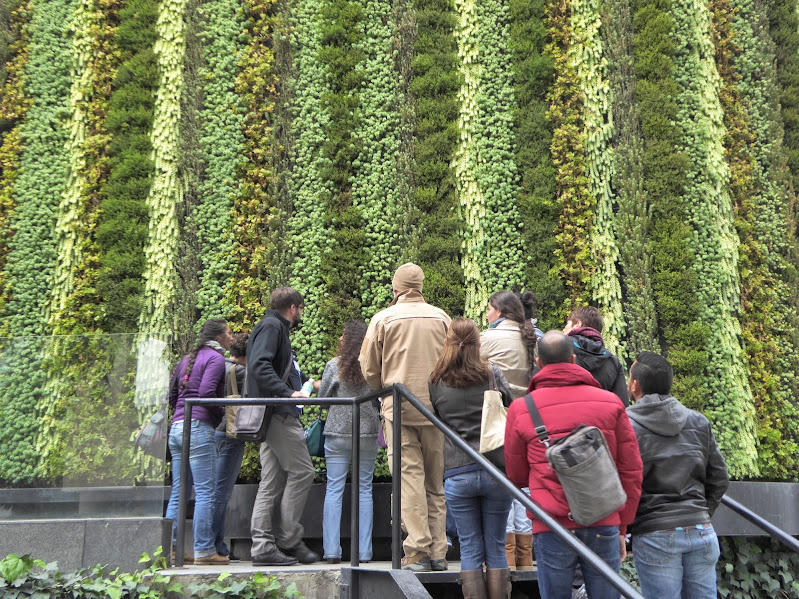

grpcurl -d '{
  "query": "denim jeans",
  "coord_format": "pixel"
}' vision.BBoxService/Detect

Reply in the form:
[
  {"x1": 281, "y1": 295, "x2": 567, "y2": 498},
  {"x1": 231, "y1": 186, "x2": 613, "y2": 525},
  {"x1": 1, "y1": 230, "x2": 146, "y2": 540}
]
[
  {"x1": 212, "y1": 430, "x2": 246, "y2": 556},
  {"x1": 444, "y1": 469, "x2": 511, "y2": 570},
  {"x1": 506, "y1": 491, "x2": 532, "y2": 533},
  {"x1": 633, "y1": 524, "x2": 720, "y2": 599},
  {"x1": 534, "y1": 525, "x2": 621, "y2": 599},
  {"x1": 165, "y1": 420, "x2": 218, "y2": 558},
  {"x1": 323, "y1": 435, "x2": 378, "y2": 561}
]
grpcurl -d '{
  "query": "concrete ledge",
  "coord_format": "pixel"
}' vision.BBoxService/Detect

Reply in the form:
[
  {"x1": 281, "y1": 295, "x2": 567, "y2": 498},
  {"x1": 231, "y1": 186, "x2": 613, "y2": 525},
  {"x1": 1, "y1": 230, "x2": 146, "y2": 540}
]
[{"x1": 0, "y1": 517, "x2": 171, "y2": 572}]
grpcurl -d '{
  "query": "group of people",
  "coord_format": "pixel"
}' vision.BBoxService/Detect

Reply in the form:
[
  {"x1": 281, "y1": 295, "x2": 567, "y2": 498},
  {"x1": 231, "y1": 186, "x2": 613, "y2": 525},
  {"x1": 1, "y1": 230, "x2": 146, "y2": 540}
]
[{"x1": 164, "y1": 262, "x2": 730, "y2": 599}]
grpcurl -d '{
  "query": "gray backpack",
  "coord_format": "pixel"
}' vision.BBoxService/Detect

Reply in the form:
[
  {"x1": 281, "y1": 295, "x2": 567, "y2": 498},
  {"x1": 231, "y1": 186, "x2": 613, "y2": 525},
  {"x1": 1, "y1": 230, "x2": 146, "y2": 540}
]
[{"x1": 524, "y1": 393, "x2": 626, "y2": 526}]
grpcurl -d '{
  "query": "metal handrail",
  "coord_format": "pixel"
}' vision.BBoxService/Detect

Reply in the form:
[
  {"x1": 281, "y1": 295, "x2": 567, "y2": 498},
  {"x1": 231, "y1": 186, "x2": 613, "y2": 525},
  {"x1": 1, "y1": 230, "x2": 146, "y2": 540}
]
[
  {"x1": 719, "y1": 495, "x2": 799, "y2": 554},
  {"x1": 177, "y1": 387, "x2": 391, "y2": 579},
  {"x1": 390, "y1": 383, "x2": 644, "y2": 599}
]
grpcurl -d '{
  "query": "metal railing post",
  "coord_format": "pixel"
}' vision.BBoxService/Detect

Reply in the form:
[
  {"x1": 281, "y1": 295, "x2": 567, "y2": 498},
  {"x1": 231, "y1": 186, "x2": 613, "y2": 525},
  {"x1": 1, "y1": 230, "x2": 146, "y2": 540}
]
[
  {"x1": 351, "y1": 400, "x2": 361, "y2": 568},
  {"x1": 391, "y1": 385, "x2": 402, "y2": 570},
  {"x1": 175, "y1": 402, "x2": 192, "y2": 568},
  {"x1": 720, "y1": 495, "x2": 799, "y2": 554}
]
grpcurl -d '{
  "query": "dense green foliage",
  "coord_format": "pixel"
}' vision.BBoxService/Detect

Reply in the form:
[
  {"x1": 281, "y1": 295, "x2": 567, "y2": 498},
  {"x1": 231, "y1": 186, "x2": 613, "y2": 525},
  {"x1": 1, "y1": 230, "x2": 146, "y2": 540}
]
[
  {"x1": 717, "y1": 537, "x2": 799, "y2": 597},
  {"x1": 3, "y1": 0, "x2": 799, "y2": 483},
  {"x1": 95, "y1": 0, "x2": 158, "y2": 334},
  {"x1": 407, "y1": 0, "x2": 465, "y2": 317}
]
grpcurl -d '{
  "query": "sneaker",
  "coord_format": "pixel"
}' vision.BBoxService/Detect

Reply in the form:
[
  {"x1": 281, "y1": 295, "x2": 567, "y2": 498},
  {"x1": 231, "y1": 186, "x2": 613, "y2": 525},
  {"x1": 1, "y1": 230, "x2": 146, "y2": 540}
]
[
  {"x1": 252, "y1": 547, "x2": 298, "y2": 567},
  {"x1": 194, "y1": 554, "x2": 230, "y2": 566},
  {"x1": 402, "y1": 554, "x2": 432, "y2": 572},
  {"x1": 278, "y1": 541, "x2": 320, "y2": 564},
  {"x1": 430, "y1": 558, "x2": 448, "y2": 571}
]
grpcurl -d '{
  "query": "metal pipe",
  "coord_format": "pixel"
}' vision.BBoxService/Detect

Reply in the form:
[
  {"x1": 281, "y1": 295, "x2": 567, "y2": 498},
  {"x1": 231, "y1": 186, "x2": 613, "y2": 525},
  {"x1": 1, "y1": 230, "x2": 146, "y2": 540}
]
[
  {"x1": 721, "y1": 495, "x2": 799, "y2": 553},
  {"x1": 175, "y1": 402, "x2": 193, "y2": 568},
  {"x1": 391, "y1": 386, "x2": 402, "y2": 570},
  {"x1": 393, "y1": 384, "x2": 644, "y2": 599},
  {"x1": 351, "y1": 400, "x2": 361, "y2": 568}
]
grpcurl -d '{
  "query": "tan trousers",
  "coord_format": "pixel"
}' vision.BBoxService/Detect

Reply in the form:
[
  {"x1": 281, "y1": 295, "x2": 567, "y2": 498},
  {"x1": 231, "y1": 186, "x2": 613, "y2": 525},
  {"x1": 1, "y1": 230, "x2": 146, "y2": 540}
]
[{"x1": 384, "y1": 421, "x2": 448, "y2": 560}]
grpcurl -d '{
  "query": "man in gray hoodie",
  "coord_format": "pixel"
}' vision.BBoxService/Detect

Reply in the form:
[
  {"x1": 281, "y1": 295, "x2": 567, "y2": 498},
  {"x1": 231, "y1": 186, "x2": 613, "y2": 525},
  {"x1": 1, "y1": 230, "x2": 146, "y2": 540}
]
[{"x1": 626, "y1": 352, "x2": 729, "y2": 599}]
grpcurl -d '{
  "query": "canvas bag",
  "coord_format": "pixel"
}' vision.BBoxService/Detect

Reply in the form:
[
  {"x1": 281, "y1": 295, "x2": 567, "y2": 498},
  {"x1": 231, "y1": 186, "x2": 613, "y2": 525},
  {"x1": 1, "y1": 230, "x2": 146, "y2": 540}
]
[
  {"x1": 223, "y1": 363, "x2": 241, "y2": 434},
  {"x1": 524, "y1": 393, "x2": 626, "y2": 526},
  {"x1": 228, "y1": 356, "x2": 294, "y2": 442},
  {"x1": 304, "y1": 418, "x2": 326, "y2": 457},
  {"x1": 134, "y1": 408, "x2": 168, "y2": 459},
  {"x1": 479, "y1": 368, "x2": 507, "y2": 467}
]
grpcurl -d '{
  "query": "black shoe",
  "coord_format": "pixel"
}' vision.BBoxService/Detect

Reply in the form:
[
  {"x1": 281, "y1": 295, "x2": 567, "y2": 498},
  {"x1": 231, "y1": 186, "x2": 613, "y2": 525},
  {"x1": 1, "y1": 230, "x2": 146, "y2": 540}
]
[
  {"x1": 279, "y1": 541, "x2": 320, "y2": 564},
  {"x1": 326, "y1": 557, "x2": 341, "y2": 564},
  {"x1": 430, "y1": 558, "x2": 448, "y2": 571},
  {"x1": 252, "y1": 547, "x2": 298, "y2": 566}
]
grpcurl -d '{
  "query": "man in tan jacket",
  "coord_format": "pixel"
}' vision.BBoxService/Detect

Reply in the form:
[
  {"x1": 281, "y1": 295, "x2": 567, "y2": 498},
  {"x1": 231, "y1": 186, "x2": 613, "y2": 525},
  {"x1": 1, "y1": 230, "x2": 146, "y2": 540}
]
[{"x1": 359, "y1": 263, "x2": 451, "y2": 571}]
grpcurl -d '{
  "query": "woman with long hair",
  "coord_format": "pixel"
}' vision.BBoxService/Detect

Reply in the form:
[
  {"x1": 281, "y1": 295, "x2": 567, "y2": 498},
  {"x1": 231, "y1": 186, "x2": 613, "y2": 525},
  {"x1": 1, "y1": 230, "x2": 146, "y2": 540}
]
[
  {"x1": 319, "y1": 319, "x2": 380, "y2": 563},
  {"x1": 429, "y1": 318, "x2": 513, "y2": 599},
  {"x1": 165, "y1": 317, "x2": 231, "y2": 566},
  {"x1": 480, "y1": 291, "x2": 539, "y2": 573}
]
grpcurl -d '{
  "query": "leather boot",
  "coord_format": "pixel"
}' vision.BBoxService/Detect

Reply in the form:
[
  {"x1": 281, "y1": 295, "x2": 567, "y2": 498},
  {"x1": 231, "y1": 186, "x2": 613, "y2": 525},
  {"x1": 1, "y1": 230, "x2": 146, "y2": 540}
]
[
  {"x1": 460, "y1": 568, "x2": 488, "y2": 599},
  {"x1": 485, "y1": 568, "x2": 512, "y2": 599},
  {"x1": 505, "y1": 532, "x2": 516, "y2": 570},
  {"x1": 515, "y1": 533, "x2": 534, "y2": 571}
]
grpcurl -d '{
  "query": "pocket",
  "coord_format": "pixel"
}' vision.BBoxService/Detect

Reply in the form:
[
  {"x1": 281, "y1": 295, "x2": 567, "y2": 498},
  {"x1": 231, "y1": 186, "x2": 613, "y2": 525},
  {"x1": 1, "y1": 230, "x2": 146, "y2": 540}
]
[
  {"x1": 634, "y1": 531, "x2": 675, "y2": 566},
  {"x1": 699, "y1": 528, "x2": 720, "y2": 564},
  {"x1": 536, "y1": 535, "x2": 579, "y2": 570}
]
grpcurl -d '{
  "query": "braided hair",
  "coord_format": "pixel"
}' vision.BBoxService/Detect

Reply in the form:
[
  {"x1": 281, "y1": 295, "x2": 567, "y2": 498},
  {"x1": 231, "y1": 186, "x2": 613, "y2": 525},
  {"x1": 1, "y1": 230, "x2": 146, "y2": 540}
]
[
  {"x1": 489, "y1": 291, "x2": 538, "y2": 374},
  {"x1": 180, "y1": 318, "x2": 229, "y2": 390}
]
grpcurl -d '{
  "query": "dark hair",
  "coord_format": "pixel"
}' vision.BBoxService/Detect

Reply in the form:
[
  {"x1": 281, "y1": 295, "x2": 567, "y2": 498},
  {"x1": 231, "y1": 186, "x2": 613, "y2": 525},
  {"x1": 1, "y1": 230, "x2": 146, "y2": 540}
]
[
  {"x1": 181, "y1": 318, "x2": 228, "y2": 390},
  {"x1": 230, "y1": 332, "x2": 249, "y2": 358},
  {"x1": 338, "y1": 319, "x2": 368, "y2": 387},
  {"x1": 270, "y1": 286, "x2": 304, "y2": 312},
  {"x1": 489, "y1": 291, "x2": 537, "y2": 374},
  {"x1": 568, "y1": 306, "x2": 603, "y2": 332},
  {"x1": 429, "y1": 318, "x2": 490, "y2": 387},
  {"x1": 630, "y1": 352, "x2": 673, "y2": 395},
  {"x1": 518, "y1": 290, "x2": 538, "y2": 320},
  {"x1": 537, "y1": 330, "x2": 574, "y2": 366}
]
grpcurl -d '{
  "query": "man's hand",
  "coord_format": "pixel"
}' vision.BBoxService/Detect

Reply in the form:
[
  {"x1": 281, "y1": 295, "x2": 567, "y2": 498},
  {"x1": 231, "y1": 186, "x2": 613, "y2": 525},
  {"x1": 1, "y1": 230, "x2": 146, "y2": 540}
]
[
  {"x1": 291, "y1": 391, "x2": 305, "y2": 398},
  {"x1": 619, "y1": 534, "x2": 628, "y2": 561}
]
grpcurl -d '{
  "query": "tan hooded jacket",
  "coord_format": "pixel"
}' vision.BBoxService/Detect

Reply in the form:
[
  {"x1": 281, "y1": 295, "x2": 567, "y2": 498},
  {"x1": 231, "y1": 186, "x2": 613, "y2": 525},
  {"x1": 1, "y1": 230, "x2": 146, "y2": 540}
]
[
  {"x1": 480, "y1": 319, "x2": 532, "y2": 398},
  {"x1": 359, "y1": 264, "x2": 451, "y2": 426}
]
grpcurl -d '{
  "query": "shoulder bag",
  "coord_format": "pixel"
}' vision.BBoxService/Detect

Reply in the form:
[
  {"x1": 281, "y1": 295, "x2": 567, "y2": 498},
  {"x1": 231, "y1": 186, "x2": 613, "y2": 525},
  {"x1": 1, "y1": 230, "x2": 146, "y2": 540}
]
[
  {"x1": 524, "y1": 393, "x2": 626, "y2": 526},
  {"x1": 227, "y1": 357, "x2": 293, "y2": 442}
]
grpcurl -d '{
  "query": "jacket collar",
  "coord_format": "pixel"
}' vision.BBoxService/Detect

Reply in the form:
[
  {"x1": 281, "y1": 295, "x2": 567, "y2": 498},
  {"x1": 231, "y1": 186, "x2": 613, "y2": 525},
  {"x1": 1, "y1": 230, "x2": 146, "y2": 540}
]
[
  {"x1": 264, "y1": 309, "x2": 290, "y2": 329},
  {"x1": 567, "y1": 326, "x2": 604, "y2": 344},
  {"x1": 528, "y1": 362, "x2": 601, "y2": 392},
  {"x1": 391, "y1": 289, "x2": 427, "y2": 305}
]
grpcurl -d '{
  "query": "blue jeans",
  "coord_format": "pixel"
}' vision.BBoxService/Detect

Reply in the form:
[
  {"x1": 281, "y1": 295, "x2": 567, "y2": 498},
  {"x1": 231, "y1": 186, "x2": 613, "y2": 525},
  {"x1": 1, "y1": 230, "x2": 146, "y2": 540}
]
[
  {"x1": 323, "y1": 435, "x2": 378, "y2": 561},
  {"x1": 534, "y1": 525, "x2": 621, "y2": 599},
  {"x1": 212, "y1": 430, "x2": 246, "y2": 556},
  {"x1": 506, "y1": 491, "x2": 532, "y2": 533},
  {"x1": 633, "y1": 524, "x2": 720, "y2": 599},
  {"x1": 444, "y1": 469, "x2": 511, "y2": 570},
  {"x1": 165, "y1": 420, "x2": 218, "y2": 558}
]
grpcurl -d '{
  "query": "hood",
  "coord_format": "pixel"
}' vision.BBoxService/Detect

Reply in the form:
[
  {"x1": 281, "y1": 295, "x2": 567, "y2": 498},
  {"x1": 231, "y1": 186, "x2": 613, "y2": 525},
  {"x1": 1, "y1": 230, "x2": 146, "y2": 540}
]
[
  {"x1": 390, "y1": 263, "x2": 425, "y2": 306},
  {"x1": 528, "y1": 362, "x2": 602, "y2": 392},
  {"x1": 626, "y1": 393, "x2": 688, "y2": 436},
  {"x1": 569, "y1": 332, "x2": 617, "y2": 370}
]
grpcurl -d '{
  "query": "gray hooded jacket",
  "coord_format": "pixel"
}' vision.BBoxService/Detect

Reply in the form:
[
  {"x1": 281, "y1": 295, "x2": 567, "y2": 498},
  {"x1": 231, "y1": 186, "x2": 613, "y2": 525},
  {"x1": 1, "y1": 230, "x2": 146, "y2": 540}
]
[{"x1": 626, "y1": 393, "x2": 729, "y2": 535}]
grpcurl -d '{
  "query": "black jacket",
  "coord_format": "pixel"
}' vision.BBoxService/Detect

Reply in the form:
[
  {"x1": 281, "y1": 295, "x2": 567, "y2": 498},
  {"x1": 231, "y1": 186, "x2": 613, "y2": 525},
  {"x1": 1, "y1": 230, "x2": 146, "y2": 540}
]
[
  {"x1": 627, "y1": 393, "x2": 729, "y2": 535},
  {"x1": 430, "y1": 364, "x2": 512, "y2": 472},
  {"x1": 570, "y1": 333, "x2": 628, "y2": 405},
  {"x1": 245, "y1": 310, "x2": 296, "y2": 417}
]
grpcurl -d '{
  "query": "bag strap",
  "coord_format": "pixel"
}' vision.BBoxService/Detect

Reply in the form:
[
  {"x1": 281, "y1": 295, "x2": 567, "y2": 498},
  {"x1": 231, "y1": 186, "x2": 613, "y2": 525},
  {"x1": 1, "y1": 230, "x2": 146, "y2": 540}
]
[
  {"x1": 280, "y1": 357, "x2": 293, "y2": 384},
  {"x1": 226, "y1": 363, "x2": 239, "y2": 396},
  {"x1": 488, "y1": 365, "x2": 498, "y2": 391},
  {"x1": 523, "y1": 393, "x2": 551, "y2": 448}
]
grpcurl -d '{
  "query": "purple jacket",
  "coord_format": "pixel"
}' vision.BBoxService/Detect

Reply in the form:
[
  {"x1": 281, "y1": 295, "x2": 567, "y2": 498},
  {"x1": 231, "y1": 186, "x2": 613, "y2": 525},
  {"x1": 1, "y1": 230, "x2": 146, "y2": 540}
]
[{"x1": 169, "y1": 346, "x2": 226, "y2": 428}]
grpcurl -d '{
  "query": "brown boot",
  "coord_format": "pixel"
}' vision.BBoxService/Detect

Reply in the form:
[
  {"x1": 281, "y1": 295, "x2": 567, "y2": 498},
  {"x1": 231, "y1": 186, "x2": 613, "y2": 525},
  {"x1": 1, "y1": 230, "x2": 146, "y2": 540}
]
[
  {"x1": 485, "y1": 568, "x2": 512, "y2": 599},
  {"x1": 515, "y1": 533, "x2": 534, "y2": 571},
  {"x1": 505, "y1": 532, "x2": 516, "y2": 570},
  {"x1": 460, "y1": 568, "x2": 488, "y2": 599}
]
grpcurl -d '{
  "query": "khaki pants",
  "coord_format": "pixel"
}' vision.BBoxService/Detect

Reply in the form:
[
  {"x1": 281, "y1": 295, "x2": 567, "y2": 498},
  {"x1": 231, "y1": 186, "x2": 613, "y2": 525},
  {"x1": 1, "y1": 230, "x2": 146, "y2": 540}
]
[
  {"x1": 250, "y1": 413, "x2": 314, "y2": 556},
  {"x1": 384, "y1": 421, "x2": 448, "y2": 560}
]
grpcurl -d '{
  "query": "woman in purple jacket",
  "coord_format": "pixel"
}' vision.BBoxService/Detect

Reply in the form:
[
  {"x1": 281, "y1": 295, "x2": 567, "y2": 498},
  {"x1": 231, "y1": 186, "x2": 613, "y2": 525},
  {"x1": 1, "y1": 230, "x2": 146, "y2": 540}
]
[{"x1": 165, "y1": 318, "x2": 231, "y2": 565}]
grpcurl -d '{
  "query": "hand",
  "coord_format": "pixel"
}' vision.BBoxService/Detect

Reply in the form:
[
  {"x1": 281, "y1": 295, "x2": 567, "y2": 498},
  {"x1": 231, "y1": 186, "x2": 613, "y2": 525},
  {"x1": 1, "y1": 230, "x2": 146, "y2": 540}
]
[
  {"x1": 619, "y1": 535, "x2": 628, "y2": 561},
  {"x1": 291, "y1": 391, "x2": 306, "y2": 398}
]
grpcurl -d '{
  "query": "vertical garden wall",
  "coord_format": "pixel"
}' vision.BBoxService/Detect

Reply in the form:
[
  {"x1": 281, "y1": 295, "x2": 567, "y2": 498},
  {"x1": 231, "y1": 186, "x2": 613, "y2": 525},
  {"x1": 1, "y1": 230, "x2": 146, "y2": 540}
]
[{"x1": 1, "y1": 0, "x2": 799, "y2": 487}]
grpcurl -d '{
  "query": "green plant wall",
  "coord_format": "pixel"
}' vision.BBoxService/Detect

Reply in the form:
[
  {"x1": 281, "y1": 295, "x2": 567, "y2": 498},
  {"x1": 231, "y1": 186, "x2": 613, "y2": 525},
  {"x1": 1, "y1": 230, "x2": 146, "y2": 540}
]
[{"x1": 1, "y1": 0, "x2": 799, "y2": 484}]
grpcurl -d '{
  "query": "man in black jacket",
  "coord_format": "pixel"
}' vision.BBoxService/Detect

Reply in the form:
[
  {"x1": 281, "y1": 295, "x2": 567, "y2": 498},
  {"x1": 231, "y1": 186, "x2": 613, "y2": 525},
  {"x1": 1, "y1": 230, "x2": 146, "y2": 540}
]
[
  {"x1": 247, "y1": 287, "x2": 319, "y2": 566},
  {"x1": 563, "y1": 306, "x2": 628, "y2": 405},
  {"x1": 627, "y1": 352, "x2": 729, "y2": 599}
]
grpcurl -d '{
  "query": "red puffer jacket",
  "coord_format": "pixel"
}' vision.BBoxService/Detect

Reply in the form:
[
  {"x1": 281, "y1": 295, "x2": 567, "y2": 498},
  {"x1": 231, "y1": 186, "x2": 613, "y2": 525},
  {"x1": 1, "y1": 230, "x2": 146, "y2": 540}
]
[{"x1": 504, "y1": 362, "x2": 643, "y2": 534}]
